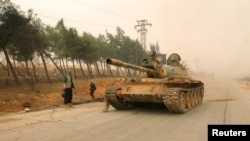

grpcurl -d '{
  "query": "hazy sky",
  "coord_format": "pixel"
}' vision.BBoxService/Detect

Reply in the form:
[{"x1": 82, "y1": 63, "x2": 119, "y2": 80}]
[{"x1": 10, "y1": 0, "x2": 250, "y2": 78}]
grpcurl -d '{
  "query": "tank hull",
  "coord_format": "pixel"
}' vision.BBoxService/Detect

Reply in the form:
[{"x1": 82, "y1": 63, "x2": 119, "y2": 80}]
[{"x1": 105, "y1": 78, "x2": 204, "y2": 113}]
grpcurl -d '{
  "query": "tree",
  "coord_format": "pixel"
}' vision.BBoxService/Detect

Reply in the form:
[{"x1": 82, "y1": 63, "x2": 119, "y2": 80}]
[
  {"x1": 0, "y1": 0, "x2": 31, "y2": 85},
  {"x1": 31, "y1": 16, "x2": 52, "y2": 84},
  {"x1": 81, "y1": 32, "x2": 99, "y2": 78},
  {"x1": 96, "y1": 34, "x2": 113, "y2": 76},
  {"x1": 10, "y1": 23, "x2": 36, "y2": 77},
  {"x1": 45, "y1": 25, "x2": 65, "y2": 77},
  {"x1": 63, "y1": 27, "x2": 81, "y2": 78}
]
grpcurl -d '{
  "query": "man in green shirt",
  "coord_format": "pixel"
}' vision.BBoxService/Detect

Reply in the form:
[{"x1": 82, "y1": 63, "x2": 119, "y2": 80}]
[{"x1": 63, "y1": 70, "x2": 75, "y2": 105}]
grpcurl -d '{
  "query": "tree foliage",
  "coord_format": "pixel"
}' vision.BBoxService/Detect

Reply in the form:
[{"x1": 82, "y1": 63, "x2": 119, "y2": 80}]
[{"x1": 0, "y1": 0, "x2": 147, "y2": 85}]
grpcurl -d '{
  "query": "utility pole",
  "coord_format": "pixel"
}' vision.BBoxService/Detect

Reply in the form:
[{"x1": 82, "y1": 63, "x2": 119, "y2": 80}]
[{"x1": 134, "y1": 20, "x2": 152, "y2": 52}]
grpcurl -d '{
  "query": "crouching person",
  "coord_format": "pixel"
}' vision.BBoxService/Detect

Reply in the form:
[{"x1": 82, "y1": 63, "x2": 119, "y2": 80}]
[{"x1": 103, "y1": 95, "x2": 110, "y2": 112}]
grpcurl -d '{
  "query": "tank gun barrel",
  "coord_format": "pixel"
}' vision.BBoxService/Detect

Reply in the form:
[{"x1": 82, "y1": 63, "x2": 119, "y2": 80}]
[{"x1": 106, "y1": 58, "x2": 155, "y2": 73}]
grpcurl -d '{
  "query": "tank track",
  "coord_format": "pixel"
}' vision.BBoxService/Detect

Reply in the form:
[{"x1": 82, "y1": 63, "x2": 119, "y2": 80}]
[
  {"x1": 162, "y1": 85, "x2": 204, "y2": 113},
  {"x1": 105, "y1": 86, "x2": 133, "y2": 110}
]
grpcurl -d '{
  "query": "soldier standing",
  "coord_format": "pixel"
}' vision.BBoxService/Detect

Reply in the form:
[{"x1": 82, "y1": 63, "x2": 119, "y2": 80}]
[{"x1": 90, "y1": 81, "x2": 96, "y2": 99}]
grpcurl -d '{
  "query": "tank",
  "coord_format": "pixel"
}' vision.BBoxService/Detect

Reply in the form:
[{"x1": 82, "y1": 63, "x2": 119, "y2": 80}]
[{"x1": 104, "y1": 51, "x2": 204, "y2": 113}]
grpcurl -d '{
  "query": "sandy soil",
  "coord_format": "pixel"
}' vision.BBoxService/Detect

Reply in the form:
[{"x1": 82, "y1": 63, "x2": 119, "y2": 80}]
[{"x1": 0, "y1": 77, "x2": 118, "y2": 115}]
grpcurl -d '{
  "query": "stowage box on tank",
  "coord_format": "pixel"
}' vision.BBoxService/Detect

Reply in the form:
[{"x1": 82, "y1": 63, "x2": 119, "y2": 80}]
[{"x1": 104, "y1": 51, "x2": 204, "y2": 113}]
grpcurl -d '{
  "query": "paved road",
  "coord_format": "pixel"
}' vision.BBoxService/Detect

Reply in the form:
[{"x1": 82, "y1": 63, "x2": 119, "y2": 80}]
[{"x1": 0, "y1": 78, "x2": 249, "y2": 141}]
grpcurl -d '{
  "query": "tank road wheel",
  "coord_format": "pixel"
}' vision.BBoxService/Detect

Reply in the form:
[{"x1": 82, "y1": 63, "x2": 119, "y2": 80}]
[
  {"x1": 186, "y1": 92, "x2": 192, "y2": 109},
  {"x1": 112, "y1": 96, "x2": 133, "y2": 110},
  {"x1": 191, "y1": 91, "x2": 195, "y2": 107},
  {"x1": 197, "y1": 88, "x2": 202, "y2": 105},
  {"x1": 105, "y1": 86, "x2": 133, "y2": 110},
  {"x1": 194, "y1": 91, "x2": 197, "y2": 106},
  {"x1": 178, "y1": 92, "x2": 187, "y2": 113},
  {"x1": 198, "y1": 93, "x2": 202, "y2": 105},
  {"x1": 195, "y1": 91, "x2": 200, "y2": 105},
  {"x1": 192, "y1": 91, "x2": 198, "y2": 106}
]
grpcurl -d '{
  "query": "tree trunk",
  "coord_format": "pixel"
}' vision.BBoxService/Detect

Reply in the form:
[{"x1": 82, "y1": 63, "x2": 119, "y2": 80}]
[
  {"x1": 38, "y1": 48, "x2": 52, "y2": 83},
  {"x1": 62, "y1": 58, "x2": 66, "y2": 73},
  {"x1": 72, "y1": 58, "x2": 77, "y2": 79},
  {"x1": 103, "y1": 60, "x2": 107, "y2": 76},
  {"x1": 59, "y1": 58, "x2": 63, "y2": 72},
  {"x1": 107, "y1": 64, "x2": 113, "y2": 76},
  {"x1": 90, "y1": 63, "x2": 94, "y2": 77},
  {"x1": 25, "y1": 60, "x2": 30, "y2": 77},
  {"x1": 127, "y1": 68, "x2": 131, "y2": 76},
  {"x1": 116, "y1": 66, "x2": 120, "y2": 76},
  {"x1": 2, "y1": 46, "x2": 20, "y2": 85},
  {"x1": 94, "y1": 62, "x2": 101, "y2": 76},
  {"x1": 100, "y1": 60, "x2": 105, "y2": 76},
  {"x1": 65, "y1": 58, "x2": 69, "y2": 71},
  {"x1": 78, "y1": 59, "x2": 85, "y2": 77},
  {"x1": 43, "y1": 50, "x2": 65, "y2": 77},
  {"x1": 31, "y1": 59, "x2": 39, "y2": 82},
  {"x1": 14, "y1": 60, "x2": 22, "y2": 76},
  {"x1": 119, "y1": 67, "x2": 125, "y2": 76},
  {"x1": 86, "y1": 62, "x2": 92, "y2": 78},
  {"x1": 0, "y1": 61, "x2": 7, "y2": 71}
]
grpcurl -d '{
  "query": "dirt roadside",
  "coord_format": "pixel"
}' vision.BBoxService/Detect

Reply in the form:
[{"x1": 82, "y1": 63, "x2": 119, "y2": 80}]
[{"x1": 0, "y1": 77, "x2": 118, "y2": 116}]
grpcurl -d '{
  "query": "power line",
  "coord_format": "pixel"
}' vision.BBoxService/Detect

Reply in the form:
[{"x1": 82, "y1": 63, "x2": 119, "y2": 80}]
[
  {"x1": 37, "y1": 1, "x2": 155, "y2": 42},
  {"x1": 37, "y1": 14, "x2": 136, "y2": 37},
  {"x1": 36, "y1": 0, "x2": 138, "y2": 30},
  {"x1": 68, "y1": 0, "x2": 137, "y2": 21},
  {"x1": 38, "y1": 14, "x2": 117, "y2": 27}
]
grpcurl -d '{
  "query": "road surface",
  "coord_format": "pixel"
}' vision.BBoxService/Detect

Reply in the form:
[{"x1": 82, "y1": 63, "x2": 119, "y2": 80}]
[{"x1": 0, "y1": 78, "x2": 249, "y2": 141}]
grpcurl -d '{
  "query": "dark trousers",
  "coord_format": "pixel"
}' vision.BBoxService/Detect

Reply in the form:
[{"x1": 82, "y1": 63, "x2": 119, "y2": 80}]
[
  {"x1": 90, "y1": 91, "x2": 95, "y2": 99},
  {"x1": 64, "y1": 88, "x2": 72, "y2": 104}
]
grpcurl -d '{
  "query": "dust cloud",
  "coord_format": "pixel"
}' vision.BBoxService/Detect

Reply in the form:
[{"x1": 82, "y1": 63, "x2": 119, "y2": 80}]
[{"x1": 154, "y1": 0, "x2": 250, "y2": 79}]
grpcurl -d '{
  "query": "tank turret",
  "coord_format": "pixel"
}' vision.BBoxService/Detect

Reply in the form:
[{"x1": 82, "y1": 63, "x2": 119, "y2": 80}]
[{"x1": 106, "y1": 51, "x2": 189, "y2": 79}]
